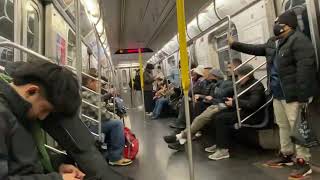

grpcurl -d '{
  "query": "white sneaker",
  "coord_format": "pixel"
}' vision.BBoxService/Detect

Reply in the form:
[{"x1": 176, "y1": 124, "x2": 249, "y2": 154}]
[
  {"x1": 204, "y1": 145, "x2": 217, "y2": 153},
  {"x1": 208, "y1": 149, "x2": 230, "y2": 160}
]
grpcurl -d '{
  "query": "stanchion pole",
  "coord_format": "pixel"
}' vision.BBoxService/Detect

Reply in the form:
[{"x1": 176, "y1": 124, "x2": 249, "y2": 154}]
[
  {"x1": 139, "y1": 48, "x2": 146, "y2": 121},
  {"x1": 176, "y1": 0, "x2": 194, "y2": 180},
  {"x1": 75, "y1": 0, "x2": 82, "y2": 112}
]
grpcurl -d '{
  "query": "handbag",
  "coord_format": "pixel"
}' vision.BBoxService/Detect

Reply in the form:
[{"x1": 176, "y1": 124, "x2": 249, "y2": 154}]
[{"x1": 290, "y1": 102, "x2": 320, "y2": 148}]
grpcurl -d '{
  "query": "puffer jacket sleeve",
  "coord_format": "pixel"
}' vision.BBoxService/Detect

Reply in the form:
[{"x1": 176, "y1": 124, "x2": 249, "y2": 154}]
[
  {"x1": 231, "y1": 41, "x2": 267, "y2": 56},
  {"x1": 292, "y1": 33, "x2": 318, "y2": 102}
]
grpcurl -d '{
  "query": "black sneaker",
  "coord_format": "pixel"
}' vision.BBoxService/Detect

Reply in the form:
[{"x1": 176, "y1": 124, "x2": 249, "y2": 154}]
[
  {"x1": 163, "y1": 135, "x2": 177, "y2": 144},
  {"x1": 169, "y1": 121, "x2": 186, "y2": 129},
  {"x1": 168, "y1": 142, "x2": 184, "y2": 151},
  {"x1": 288, "y1": 159, "x2": 312, "y2": 180},
  {"x1": 264, "y1": 153, "x2": 294, "y2": 168}
]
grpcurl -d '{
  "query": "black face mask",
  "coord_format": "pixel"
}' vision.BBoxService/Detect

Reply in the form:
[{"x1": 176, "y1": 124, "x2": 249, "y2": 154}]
[{"x1": 273, "y1": 24, "x2": 286, "y2": 36}]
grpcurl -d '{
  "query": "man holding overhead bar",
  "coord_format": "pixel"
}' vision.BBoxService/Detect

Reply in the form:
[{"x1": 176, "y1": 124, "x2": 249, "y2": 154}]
[{"x1": 229, "y1": 10, "x2": 318, "y2": 179}]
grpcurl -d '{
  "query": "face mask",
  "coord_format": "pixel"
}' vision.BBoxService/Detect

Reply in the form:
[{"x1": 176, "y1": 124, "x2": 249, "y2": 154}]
[{"x1": 273, "y1": 24, "x2": 286, "y2": 36}]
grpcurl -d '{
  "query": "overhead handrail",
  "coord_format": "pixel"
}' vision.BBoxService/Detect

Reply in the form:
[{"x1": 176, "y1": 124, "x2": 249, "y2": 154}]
[
  {"x1": 234, "y1": 56, "x2": 256, "y2": 71},
  {"x1": 237, "y1": 75, "x2": 267, "y2": 98},
  {"x1": 235, "y1": 61, "x2": 267, "y2": 85},
  {"x1": 82, "y1": 114, "x2": 99, "y2": 123},
  {"x1": 227, "y1": 15, "x2": 242, "y2": 128}
]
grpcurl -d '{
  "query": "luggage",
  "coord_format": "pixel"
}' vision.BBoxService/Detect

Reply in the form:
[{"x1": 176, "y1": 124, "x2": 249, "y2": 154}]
[{"x1": 123, "y1": 127, "x2": 139, "y2": 160}]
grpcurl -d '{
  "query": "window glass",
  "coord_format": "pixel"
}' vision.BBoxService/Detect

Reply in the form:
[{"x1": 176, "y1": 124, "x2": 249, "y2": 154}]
[
  {"x1": 122, "y1": 70, "x2": 127, "y2": 87},
  {"x1": 67, "y1": 30, "x2": 76, "y2": 66},
  {"x1": 0, "y1": 0, "x2": 14, "y2": 62},
  {"x1": 26, "y1": 3, "x2": 40, "y2": 52}
]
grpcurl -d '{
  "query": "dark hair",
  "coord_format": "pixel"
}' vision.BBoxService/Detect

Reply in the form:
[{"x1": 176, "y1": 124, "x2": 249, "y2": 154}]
[
  {"x1": 82, "y1": 71, "x2": 98, "y2": 86},
  {"x1": 11, "y1": 61, "x2": 80, "y2": 116},
  {"x1": 230, "y1": 58, "x2": 242, "y2": 67},
  {"x1": 146, "y1": 63, "x2": 154, "y2": 70}
]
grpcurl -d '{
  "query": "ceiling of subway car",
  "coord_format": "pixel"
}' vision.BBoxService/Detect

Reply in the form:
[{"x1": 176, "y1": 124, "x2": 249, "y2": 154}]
[{"x1": 100, "y1": 0, "x2": 211, "y2": 66}]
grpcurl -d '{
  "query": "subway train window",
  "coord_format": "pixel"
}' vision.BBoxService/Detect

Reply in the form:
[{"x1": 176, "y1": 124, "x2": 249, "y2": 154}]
[
  {"x1": 0, "y1": 0, "x2": 14, "y2": 62},
  {"x1": 122, "y1": 69, "x2": 128, "y2": 87},
  {"x1": 215, "y1": 33, "x2": 240, "y2": 72},
  {"x1": 67, "y1": 29, "x2": 76, "y2": 66},
  {"x1": 25, "y1": 2, "x2": 40, "y2": 59},
  {"x1": 0, "y1": 0, "x2": 14, "y2": 41}
]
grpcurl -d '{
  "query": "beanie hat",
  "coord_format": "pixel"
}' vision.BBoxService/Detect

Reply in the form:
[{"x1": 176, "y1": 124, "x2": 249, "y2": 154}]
[
  {"x1": 276, "y1": 10, "x2": 298, "y2": 29},
  {"x1": 237, "y1": 64, "x2": 254, "y2": 76}
]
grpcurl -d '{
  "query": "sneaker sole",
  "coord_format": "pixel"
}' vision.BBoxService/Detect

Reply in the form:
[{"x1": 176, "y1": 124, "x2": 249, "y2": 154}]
[
  {"x1": 288, "y1": 169, "x2": 312, "y2": 180},
  {"x1": 263, "y1": 162, "x2": 295, "y2": 169},
  {"x1": 205, "y1": 149, "x2": 217, "y2": 153},
  {"x1": 208, "y1": 155, "x2": 230, "y2": 160},
  {"x1": 109, "y1": 161, "x2": 133, "y2": 166}
]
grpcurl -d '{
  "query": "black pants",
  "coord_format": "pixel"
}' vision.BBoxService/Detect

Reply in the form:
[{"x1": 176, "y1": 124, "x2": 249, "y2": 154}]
[
  {"x1": 214, "y1": 109, "x2": 238, "y2": 149},
  {"x1": 144, "y1": 90, "x2": 154, "y2": 112}
]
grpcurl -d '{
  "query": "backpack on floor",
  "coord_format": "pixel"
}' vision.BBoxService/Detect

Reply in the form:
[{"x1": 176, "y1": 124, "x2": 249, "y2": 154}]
[{"x1": 123, "y1": 127, "x2": 139, "y2": 160}]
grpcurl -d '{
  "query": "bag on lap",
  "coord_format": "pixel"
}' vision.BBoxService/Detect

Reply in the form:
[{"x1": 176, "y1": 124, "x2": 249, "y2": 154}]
[{"x1": 123, "y1": 127, "x2": 139, "y2": 160}]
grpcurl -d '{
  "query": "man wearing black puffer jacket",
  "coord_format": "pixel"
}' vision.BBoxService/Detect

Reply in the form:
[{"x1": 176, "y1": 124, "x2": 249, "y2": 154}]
[{"x1": 229, "y1": 10, "x2": 318, "y2": 179}]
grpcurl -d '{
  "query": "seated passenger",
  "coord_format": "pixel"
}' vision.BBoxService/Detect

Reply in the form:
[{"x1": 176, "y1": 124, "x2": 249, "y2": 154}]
[
  {"x1": 82, "y1": 73, "x2": 132, "y2": 166},
  {"x1": 0, "y1": 61, "x2": 85, "y2": 180},
  {"x1": 151, "y1": 82, "x2": 174, "y2": 119},
  {"x1": 163, "y1": 69, "x2": 233, "y2": 148},
  {"x1": 169, "y1": 65, "x2": 206, "y2": 129},
  {"x1": 206, "y1": 64, "x2": 266, "y2": 160}
]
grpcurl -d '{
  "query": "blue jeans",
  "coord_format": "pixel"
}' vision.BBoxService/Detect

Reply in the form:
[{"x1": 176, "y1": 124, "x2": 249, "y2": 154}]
[
  {"x1": 152, "y1": 97, "x2": 168, "y2": 118},
  {"x1": 101, "y1": 119, "x2": 124, "y2": 161}
]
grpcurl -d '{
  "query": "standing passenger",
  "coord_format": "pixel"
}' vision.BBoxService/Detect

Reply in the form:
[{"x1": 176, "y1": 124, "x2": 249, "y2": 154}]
[
  {"x1": 144, "y1": 63, "x2": 155, "y2": 114},
  {"x1": 229, "y1": 10, "x2": 318, "y2": 179}
]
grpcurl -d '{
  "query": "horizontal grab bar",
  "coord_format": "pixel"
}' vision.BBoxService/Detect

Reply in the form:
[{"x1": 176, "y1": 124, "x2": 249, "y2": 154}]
[
  {"x1": 234, "y1": 56, "x2": 256, "y2": 71},
  {"x1": 237, "y1": 75, "x2": 268, "y2": 98},
  {"x1": 236, "y1": 61, "x2": 267, "y2": 85},
  {"x1": 82, "y1": 100, "x2": 99, "y2": 109},
  {"x1": 81, "y1": 114, "x2": 99, "y2": 123},
  {"x1": 240, "y1": 97, "x2": 273, "y2": 124},
  {"x1": 45, "y1": 144, "x2": 67, "y2": 155},
  {"x1": 82, "y1": 86, "x2": 100, "y2": 95}
]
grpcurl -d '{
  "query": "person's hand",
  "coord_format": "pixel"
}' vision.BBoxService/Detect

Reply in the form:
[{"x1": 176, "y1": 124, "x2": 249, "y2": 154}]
[
  {"x1": 205, "y1": 96, "x2": 213, "y2": 101},
  {"x1": 225, "y1": 97, "x2": 233, "y2": 107},
  {"x1": 62, "y1": 173, "x2": 80, "y2": 180},
  {"x1": 59, "y1": 164, "x2": 85, "y2": 180},
  {"x1": 228, "y1": 36, "x2": 235, "y2": 46}
]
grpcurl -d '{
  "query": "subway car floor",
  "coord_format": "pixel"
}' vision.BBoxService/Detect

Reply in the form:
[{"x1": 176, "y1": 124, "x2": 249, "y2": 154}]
[{"x1": 113, "y1": 90, "x2": 320, "y2": 180}]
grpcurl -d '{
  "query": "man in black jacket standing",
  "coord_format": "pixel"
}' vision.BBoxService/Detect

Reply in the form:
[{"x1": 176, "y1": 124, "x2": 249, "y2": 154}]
[{"x1": 229, "y1": 10, "x2": 318, "y2": 179}]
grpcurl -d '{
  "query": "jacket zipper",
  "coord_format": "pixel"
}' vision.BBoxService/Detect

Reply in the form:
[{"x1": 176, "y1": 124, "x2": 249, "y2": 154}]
[{"x1": 275, "y1": 41, "x2": 287, "y2": 100}]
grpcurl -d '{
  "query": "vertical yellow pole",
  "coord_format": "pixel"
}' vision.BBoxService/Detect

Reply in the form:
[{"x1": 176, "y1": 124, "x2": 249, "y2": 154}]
[
  {"x1": 139, "y1": 49, "x2": 146, "y2": 120},
  {"x1": 176, "y1": 0, "x2": 194, "y2": 180}
]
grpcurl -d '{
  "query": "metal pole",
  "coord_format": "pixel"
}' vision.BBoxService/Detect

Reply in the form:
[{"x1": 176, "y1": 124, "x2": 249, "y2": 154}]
[
  {"x1": 176, "y1": 0, "x2": 194, "y2": 179},
  {"x1": 93, "y1": 27, "x2": 103, "y2": 141},
  {"x1": 129, "y1": 66, "x2": 134, "y2": 108},
  {"x1": 139, "y1": 48, "x2": 146, "y2": 121},
  {"x1": 75, "y1": 0, "x2": 82, "y2": 110},
  {"x1": 227, "y1": 15, "x2": 242, "y2": 127}
]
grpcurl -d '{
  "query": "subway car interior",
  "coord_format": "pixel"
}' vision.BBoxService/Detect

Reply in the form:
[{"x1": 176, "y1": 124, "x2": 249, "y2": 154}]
[{"x1": 1, "y1": 0, "x2": 320, "y2": 180}]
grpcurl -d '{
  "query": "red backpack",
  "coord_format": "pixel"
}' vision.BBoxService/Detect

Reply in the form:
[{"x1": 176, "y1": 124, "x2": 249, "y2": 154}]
[{"x1": 123, "y1": 127, "x2": 139, "y2": 160}]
